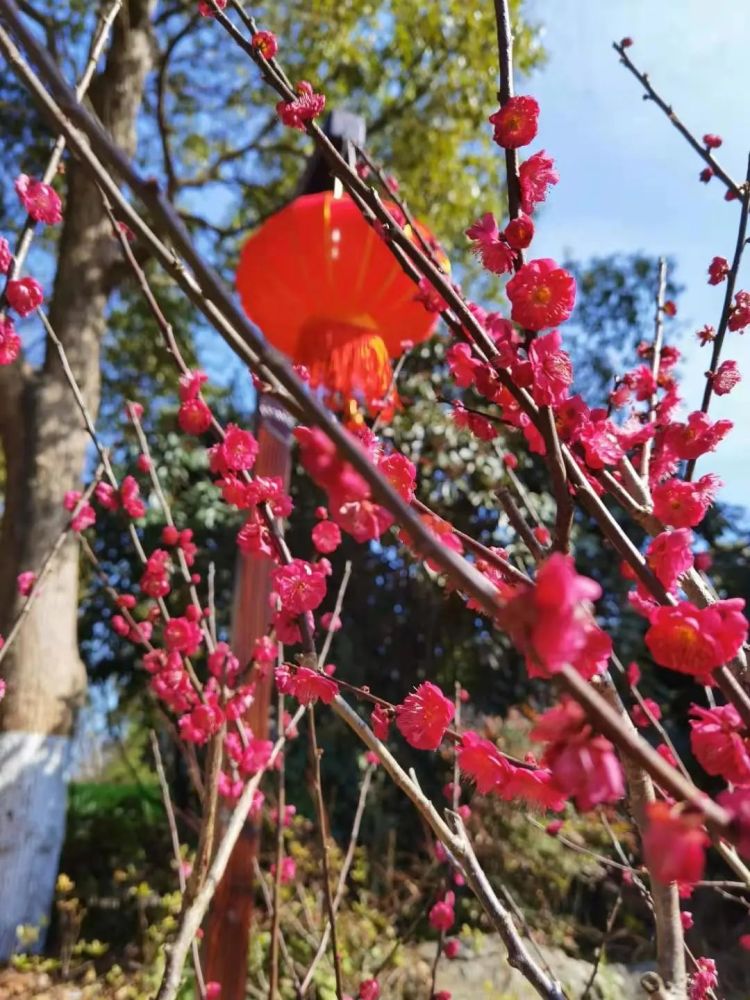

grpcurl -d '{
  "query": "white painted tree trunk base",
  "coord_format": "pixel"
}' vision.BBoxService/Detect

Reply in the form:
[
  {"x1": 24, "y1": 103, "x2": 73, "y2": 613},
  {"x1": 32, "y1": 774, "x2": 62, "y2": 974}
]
[{"x1": 0, "y1": 731, "x2": 71, "y2": 959}]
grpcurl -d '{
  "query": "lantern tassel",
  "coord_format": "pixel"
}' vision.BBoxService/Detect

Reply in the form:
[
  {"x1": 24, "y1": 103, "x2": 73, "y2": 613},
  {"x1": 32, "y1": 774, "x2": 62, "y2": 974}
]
[{"x1": 297, "y1": 319, "x2": 397, "y2": 414}]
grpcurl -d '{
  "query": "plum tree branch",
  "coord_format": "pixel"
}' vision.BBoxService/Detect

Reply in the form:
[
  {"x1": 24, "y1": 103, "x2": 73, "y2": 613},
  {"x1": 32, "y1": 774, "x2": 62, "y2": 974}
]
[{"x1": 685, "y1": 152, "x2": 750, "y2": 481}]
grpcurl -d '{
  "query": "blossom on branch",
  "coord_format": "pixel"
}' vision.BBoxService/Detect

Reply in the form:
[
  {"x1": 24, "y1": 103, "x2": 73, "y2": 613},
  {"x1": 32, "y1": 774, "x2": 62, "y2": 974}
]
[
  {"x1": 531, "y1": 698, "x2": 624, "y2": 811},
  {"x1": 276, "y1": 664, "x2": 339, "y2": 706},
  {"x1": 643, "y1": 802, "x2": 708, "y2": 885},
  {"x1": 645, "y1": 528, "x2": 694, "y2": 592},
  {"x1": 707, "y1": 256, "x2": 729, "y2": 285},
  {"x1": 489, "y1": 95, "x2": 540, "y2": 148},
  {"x1": 506, "y1": 259, "x2": 576, "y2": 331},
  {"x1": 728, "y1": 290, "x2": 750, "y2": 331},
  {"x1": 6, "y1": 276, "x2": 43, "y2": 316},
  {"x1": 690, "y1": 703, "x2": 750, "y2": 786},
  {"x1": 395, "y1": 681, "x2": 454, "y2": 751},
  {"x1": 503, "y1": 213, "x2": 535, "y2": 250},
  {"x1": 252, "y1": 30, "x2": 278, "y2": 59},
  {"x1": 458, "y1": 731, "x2": 512, "y2": 793},
  {"x1": 710, "y1": 359, "x2": 741, "y2": 396},
  {"x1": 276, "y1": 81, "x2": 326, "y2": 130},
  {"x1": 0, "y1": 236, "x2": 12, "y2": 273},
  {"x1": 645, "y1": 598, "x2": 748, "y2": 681},
  {"x1": 501, "y1": 553, "x2": 611, "y2": 679},
  {"x1": 465, "y1": 213, "x2": 516, "y2": 274},
  {"x1": 651, "y1": 474, "x2": 721, "y2": 528},
  {"x1": 662, "y1": 411, "x2": 732, "y2": 460},
  {"x1": 0, "y1": 317, "x2": 20, "y2": 365},
  {"x1": 446, "y1": 342, "x2": 480, "y2": 388},
  {"x1": 528, "y1": 329, "x2": 573, "y2": 405},
  {"x1": 311, "y1": 519, "x2": 341, "y2": 554},
  {"x1": 14, "y1": 174, "x2": 62, "y2": 225},
  {"x1": 429, "y1": 891, "x2": 456, "y2": 931},
  {"x1": 198, "y1": 0, "x2": 227, "y2": 17},
  {"x1": 272, "y1": 558, "x2": 327, "y2": 615},
  {"x1": 519, "y1": 150, "x2": 559, "y2": 214}
]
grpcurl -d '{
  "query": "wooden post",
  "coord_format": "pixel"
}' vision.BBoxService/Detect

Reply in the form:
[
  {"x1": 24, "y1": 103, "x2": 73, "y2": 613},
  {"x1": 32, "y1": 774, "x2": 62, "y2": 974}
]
[{"x1": 201, "y1": 398, "x2": 294, "y2": 998}]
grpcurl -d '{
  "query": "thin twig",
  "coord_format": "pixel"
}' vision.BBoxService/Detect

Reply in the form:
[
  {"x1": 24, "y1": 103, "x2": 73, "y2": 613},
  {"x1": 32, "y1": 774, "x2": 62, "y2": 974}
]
[
  {"x1": 0, "y1": 471, "x2": 102, "y2": 667},
  {"x1": 613, "y1": 40, "x2": 743, "y2": 198},
  {"x1": 686, "y1": 153, "x2": 750, "y2": 480},
  {"x1": 150, "y1": 731, "x2": 207, "y2": 999},
  {"x1": 581, "y1": 891, "x2": 623, "y2": 1000},
  {"x1": 429, "y1": 929, "x2": 444, "y2": 999},
  {"x1": 268, "y1": 693, "x2": 285, "y2": 1000},
  {"x1": 251, "y1": 859, "x2": 303, "y2": 994},
  {"x1": 492, "y1": 0, "x2": 522, "y2": 224},
  {"x1": 318, "y1": 561, "x2": 352, "y2": 668},
  {"x1": 306, "y1": 706, "x2": 345, "y2": 998},
  {"x1": 154, "y1": 707, "x2": 305, "y2": 1000},
  {"x1": 640, "y1": 257, "x2": 667, "y2": 482},
  {"x1": 496, "y1": 486, "x2": 546, "y2": 563},
  {"x1": 299, "y1": 764, "x2": 375, "y2": 994}
]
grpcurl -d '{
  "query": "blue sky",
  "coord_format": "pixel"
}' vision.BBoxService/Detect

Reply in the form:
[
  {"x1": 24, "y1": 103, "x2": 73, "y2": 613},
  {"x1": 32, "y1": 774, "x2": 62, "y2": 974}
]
[{"x1": 525, "y1": 0, "x2": 750, "y2": 505}]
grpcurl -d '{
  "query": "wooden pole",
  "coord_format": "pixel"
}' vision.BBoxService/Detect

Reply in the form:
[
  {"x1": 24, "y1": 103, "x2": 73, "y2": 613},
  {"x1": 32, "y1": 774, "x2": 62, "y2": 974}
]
[{"x1": 201, "y1": 398, "x2": 294, "y2": 998}]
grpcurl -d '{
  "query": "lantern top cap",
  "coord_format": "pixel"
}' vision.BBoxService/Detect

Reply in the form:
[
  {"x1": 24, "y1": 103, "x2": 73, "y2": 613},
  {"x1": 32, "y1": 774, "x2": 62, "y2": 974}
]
[{"x1": 296, "y1": 109, "x2": 366, "y2": 195}]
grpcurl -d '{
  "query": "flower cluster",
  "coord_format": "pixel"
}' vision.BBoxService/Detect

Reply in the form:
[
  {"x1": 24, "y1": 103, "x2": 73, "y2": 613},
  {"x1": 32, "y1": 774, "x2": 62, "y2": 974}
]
[
  {"x1": 295, "y1": 424, "x2": 415, "y2": 545},
  {"x1": 500, "y1": 554, "x2": 611, "y2": 680},
  {"x1": 276, "y1": 81, "x2": 326, "y2": 130}
]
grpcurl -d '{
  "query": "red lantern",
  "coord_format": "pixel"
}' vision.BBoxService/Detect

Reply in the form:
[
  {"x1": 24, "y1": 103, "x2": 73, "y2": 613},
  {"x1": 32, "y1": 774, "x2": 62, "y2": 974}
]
[{"x1": 236, "y1": 191, "x2": 440, "y2": 412}]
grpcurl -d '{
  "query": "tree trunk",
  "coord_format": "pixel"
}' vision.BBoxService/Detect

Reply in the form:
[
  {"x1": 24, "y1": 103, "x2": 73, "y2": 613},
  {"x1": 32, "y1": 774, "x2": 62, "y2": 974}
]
[{"x1": 0, "y1": 0, "x2": 154, "y2": 958}]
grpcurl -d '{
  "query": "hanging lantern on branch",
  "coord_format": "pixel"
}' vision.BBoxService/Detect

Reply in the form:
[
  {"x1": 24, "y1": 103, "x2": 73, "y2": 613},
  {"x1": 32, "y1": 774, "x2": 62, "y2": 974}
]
[{"x1": 236, "y1": 190, "x2": 441, "y2": 415}]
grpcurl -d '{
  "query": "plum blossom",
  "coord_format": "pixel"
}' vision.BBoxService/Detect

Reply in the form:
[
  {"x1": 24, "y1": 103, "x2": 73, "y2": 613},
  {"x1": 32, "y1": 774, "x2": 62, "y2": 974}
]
[
  {"x1": 394, "y1": 682, "x2": 454, "y2": 751},
  {"x1": 532, "y1": 698, "x2": 624, "y2": 811},
  {"x1": 277, "y1": 81, "x2": 325, "y2": 130},
  {"x1": 652, "y1": 474, "x2": 721, "y2": 528},
  {"x1": 645, "y1": 598, "x2": 747, "y2": 681},
  {"x1": 688, "y1": 958, "x2": 718, "y2": 1000},
  {"x1": 15, "y1": 174, "x2": 62, "y2": 225},
  {"x1": 272, "y1": 559, "x2": 327, "y2": 615},
  {"x1": 528, "y1": 329, "x2": 573, "y2": 405},
  {"x1": 457, "y1": 732, "x2": 511, "y2": 793},
  {"x1": 501, "y1": 553, "x2": 610, "y2": 679},
  {"x1": 311, "y1": 519, "x2": 341, "y2": 554},
  {"x1": 662, "y1": 411, "x2": 732, "y2": 460},
  {"x1": 506, "y1": 259, "x2": 576, "y2": 331},
  {"x1": 276, "y1": 665, "x2": 338, "y2": 706},
  {"x1": 0, "y1": 317, "x2": 21, "y2": 365},
  {"x1": 252, "y1": 30, "x2": 278, "y2": 59},
  {"x1": 465, "y1": 213, "x2": 516, "y2": 274},
  {"x1": 710, "y1": 359, "x2": 741, "y2": 396},
  {"x1": 488, "y1": 96, "x2": 540, "y2": 148},
  {"x1": 0, "y1": 236, "x2": 12, "y2": 273},
  {"x1": 645, "y1": 529, "x2": 694, "y2": 592},
  {"x1": 503, "y1": 213, "x2": 534, "y2": 249},
  {"x1": 690, "y1": 703, "x2": 750, "y2": 785},
  {"x1": 428, "y1": 891, "x2": 455, "y2": 931},
  {"x1": 518, "y1": 151, "x2": 559, "y2": 213},
  {"x1": 17, "y1": 571, "x2": 36, "y2": 596},
  {"x1": 6, "y1": 276, "x2": 43, "y2": 316},
  {"x1": 643, "y1": 802, "x2": 708, "y2": 884},
  {"x1": 707, "y1": 256, "x2": 729, "y2": 285}
]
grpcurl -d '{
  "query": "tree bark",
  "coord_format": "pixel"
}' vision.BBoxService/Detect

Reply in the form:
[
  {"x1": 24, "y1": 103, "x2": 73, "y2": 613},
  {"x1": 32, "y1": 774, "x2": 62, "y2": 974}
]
[{"x1": 0, "y1": 0, "x2": 154, "y2": 958}]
